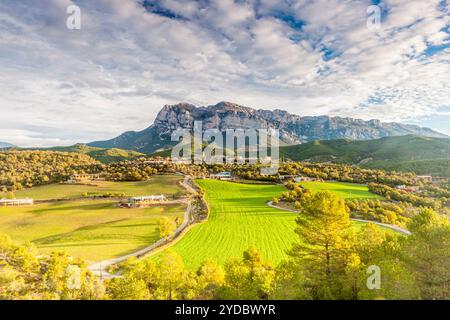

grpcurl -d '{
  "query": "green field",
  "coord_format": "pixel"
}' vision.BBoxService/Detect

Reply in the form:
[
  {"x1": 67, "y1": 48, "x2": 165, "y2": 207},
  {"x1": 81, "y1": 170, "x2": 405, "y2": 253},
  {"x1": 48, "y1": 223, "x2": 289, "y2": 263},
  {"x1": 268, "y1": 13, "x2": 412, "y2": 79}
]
[
  {"x1": 155, "y1": 180, "x2": 392, "y2": 270},
  {"x1": 156, "y1": 180, "x2": 298, "y2": 270},
  {"x1": 0, "y1": 199, "x2": 186, "y2": 262},
  {"x1": 298, "y1": 181, "x2": 382, "y2": 199},
  {"x1": 0, "y1": 175, "x2": 186, "y2": 262},
  {"x1": 7, "y1": 175, "x2": 184, "y2": 200}
]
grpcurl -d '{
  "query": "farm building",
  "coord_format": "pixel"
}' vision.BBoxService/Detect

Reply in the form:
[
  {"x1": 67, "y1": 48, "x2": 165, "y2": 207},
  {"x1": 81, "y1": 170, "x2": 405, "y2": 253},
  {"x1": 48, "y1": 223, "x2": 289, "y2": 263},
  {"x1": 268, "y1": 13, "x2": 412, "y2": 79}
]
[
  {"x1": 294, "y1": 176, "x2": 316, "y2": 182},
  {"x1": 396, "y1": 185, "x2": 420, "y2": 192},
  {"x1": 278, "y1": 175, "x2": 295, "y2": 180},
  {"x1": 67, "y1": 174, "x2": 102, "y2": 183},
  {"x1": 417, "y1": 175, "x2": 433, "y2": 183},
  {"x1": 144, "y1": 157, "x2": 171, "y2": 164},
  {"x1": 0, "y1": 198, "x2": 34, "y2": 206},
  {"x1": 210, "y1": 172, "x2": 232, "y2": 180},
  {"x1": 126, "y1": 195, "x2": 167, "y2": 208}
]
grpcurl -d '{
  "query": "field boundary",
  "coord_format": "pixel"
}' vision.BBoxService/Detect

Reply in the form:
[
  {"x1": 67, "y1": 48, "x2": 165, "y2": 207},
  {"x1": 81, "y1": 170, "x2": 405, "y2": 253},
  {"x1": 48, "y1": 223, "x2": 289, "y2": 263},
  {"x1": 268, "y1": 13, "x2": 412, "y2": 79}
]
[
  {"x1": 142, "y1": 179, "x2": 212, "y2": 259},
  {"x1": 88, "y1": 201, "x2": 192, "y2": 279},
  {"x1": 88, "y1": 176, "x2": 201, "y2": 279}
]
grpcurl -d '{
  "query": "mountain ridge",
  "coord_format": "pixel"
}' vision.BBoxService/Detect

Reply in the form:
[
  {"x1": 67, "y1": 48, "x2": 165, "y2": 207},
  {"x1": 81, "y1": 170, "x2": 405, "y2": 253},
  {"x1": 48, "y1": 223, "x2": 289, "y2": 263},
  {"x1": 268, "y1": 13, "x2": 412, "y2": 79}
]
[
  {"x1": 280, "y1": 135, "x2": 450, "y2": 176},
  {"x1": 89, "y1": 101, "x2": 447, "y2": 154}
]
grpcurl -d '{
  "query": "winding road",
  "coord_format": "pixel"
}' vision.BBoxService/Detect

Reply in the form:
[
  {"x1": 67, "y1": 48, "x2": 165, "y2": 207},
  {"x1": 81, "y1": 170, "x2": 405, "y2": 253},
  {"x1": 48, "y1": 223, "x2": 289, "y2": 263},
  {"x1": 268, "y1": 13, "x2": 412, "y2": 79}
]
[
  {"x1": 88, "y1": 179, "x2": 410, "y2": 279},
  {"x1": 266, "y1": 201, "x2": 411, "y2": 235},
  {"x1": 89, "y1": 201, "x2": 192, "y2": 279},
  {"x1": 88, "y1": 176, "x2": 197, "y2": 279}
]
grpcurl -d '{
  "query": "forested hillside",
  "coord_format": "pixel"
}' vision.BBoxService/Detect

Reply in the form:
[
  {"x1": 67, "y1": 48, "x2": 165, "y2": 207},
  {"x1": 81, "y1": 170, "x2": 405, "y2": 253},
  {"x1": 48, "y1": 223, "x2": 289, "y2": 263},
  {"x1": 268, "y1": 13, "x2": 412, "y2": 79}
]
[
  {"x1": 25, "y1": 144, "x2": 146, "y2": 164},
  {"x1": 280, "y1": 135, "x2": 450, "y2": 176},
  {"x1": 0, "y1": 151, "x2": 100, "y2": 191}
]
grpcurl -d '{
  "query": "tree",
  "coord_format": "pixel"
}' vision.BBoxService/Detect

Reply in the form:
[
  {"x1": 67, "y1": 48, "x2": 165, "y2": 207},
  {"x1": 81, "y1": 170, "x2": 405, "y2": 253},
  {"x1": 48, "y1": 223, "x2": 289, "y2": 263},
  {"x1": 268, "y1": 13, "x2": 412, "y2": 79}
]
[
  {"x1": 355, "y1": 223, "x2": 386, "y2": 263},
  {"x1": 357, "y1": 259, "x2": 420, "y2": 300},
  {"x1": 403, "y1": 208, "x2": 450, "y2": 299},
  {"x1": 289, "y1": 191, "x2": 354, "y2": 299},
  {"x1": 107, "y1": 276, "x2": 150, "y2": 300},
  {"x1": 157, "y1": 217, "x2": 176, "y2": 239},
  {"x1": 196, "y1": 260, "x2": 225, "y2": 299},
  {"x1": 219, "y1": 247, "x2": 274, "y2": 300},
  {"x1": 0, "y1": 233, "x2": 104, "y2": 300}
]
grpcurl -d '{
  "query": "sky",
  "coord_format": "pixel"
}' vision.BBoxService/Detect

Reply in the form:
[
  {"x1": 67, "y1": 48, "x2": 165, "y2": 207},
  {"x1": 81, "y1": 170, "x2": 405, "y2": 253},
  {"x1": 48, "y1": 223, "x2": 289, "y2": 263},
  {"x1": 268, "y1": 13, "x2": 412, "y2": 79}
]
[{"x1": 0, "y1": 0, "x2": 449, "y2": 147}]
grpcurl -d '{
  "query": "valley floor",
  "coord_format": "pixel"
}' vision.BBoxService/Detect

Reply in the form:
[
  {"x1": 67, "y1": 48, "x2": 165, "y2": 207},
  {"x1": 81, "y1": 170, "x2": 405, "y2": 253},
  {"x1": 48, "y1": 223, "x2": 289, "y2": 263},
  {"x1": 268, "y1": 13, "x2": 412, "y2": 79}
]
[
  {"x1": 151, "y1": 180, "x2": 396, "y2": 270},
  {"x1": 0, "y1": 176, "x2": 186, "y2": 263}
]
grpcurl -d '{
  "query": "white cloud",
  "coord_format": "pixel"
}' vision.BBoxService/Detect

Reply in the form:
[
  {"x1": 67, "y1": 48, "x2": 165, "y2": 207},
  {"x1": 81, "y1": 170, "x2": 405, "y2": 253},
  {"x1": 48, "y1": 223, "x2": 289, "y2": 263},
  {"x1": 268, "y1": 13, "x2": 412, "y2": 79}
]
[{"x1": 0, "y1": 0, "x2": 449, "y2": 147}]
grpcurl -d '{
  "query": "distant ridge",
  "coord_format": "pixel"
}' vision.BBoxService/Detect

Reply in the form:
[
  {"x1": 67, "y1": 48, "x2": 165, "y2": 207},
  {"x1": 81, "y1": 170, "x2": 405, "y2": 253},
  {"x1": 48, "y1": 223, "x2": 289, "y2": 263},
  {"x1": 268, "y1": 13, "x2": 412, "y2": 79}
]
[
  {"x1": 89, "y1": 102, "x2": 447, "y2": 154},
  {"x1": 16, "y1": 144, "x2": 145, "y2": 164},
  {"x1": 0, "y1": 141, "x2": 15, "y2": 149},
  {"x1": 280, "y1": 135, "x2": 450, "y2": 176}
]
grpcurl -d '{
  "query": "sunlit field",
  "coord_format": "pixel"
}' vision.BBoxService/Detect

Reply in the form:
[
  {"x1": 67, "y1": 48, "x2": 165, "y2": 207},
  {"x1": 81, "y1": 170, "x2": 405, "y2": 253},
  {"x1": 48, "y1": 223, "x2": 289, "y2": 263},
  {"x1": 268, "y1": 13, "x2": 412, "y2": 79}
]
[
  {"x1": 154, "y1": 180, "x2": 391, "y2": 270},
  {"x1": 7, "y1": 175, "x2": 184, "y2": 200},
  {"x1": 0, "y1": 175, "x2": 186, "y2": 262},
  {"x1": 299, "y1": 181, "x2": 382, "y2": 199}
]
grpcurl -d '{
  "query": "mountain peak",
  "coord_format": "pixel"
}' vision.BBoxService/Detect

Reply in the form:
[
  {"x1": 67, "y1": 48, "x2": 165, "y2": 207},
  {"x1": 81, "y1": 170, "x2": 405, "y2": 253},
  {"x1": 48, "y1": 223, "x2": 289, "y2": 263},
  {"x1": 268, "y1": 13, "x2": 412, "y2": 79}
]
[{"x1": 89, "y1": 102, "x2": 447, "y2": 154}]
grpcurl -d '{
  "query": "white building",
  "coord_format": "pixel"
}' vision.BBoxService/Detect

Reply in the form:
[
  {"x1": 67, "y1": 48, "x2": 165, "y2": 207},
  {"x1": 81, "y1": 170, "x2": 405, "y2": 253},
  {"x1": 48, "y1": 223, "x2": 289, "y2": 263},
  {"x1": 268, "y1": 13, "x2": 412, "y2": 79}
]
[
  {"x1": 294, "y1": 176, "x2": 316, "y2": 182},
  {"x1": 0, "y1": 198, "x2": 34, "y2": 206},
  {"x1": 127, "y1": 195, "x2": 167, "y2": 207},
  {"x1": 210, "y1": 172, "x2": 232, "y2": 180},
  {"x1": 417, "y1": 175, "x2": 433, "y2": 183}
]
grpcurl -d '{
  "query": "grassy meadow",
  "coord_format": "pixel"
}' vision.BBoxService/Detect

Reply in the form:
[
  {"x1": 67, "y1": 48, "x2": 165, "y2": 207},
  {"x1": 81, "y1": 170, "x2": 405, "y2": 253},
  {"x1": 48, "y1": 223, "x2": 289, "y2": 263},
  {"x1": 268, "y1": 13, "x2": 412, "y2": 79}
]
[
  {"x1": 0, "y1": 199, "x2": 186, "y2": 262},
  {"x1": 154, "y1": 180, "x2": 392, "y2": 270},
  {"x1": 7, "y1": 175, "x2": 184, "y2": 200},
  {"x1": 0, "y1": 174, "x2": 186, "y2": 262},
  {"x1": 298, "y1": 181, "x2": 382, "y2": 199}
]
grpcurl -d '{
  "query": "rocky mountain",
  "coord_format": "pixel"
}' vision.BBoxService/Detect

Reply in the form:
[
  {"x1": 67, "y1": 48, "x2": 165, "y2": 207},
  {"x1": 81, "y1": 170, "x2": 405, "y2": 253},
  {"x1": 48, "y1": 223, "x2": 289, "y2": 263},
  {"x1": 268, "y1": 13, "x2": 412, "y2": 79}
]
[
  {"x1": 89, "y1": 102, "x2": 447, "y2": 154},
  {"x1": 0, "y1": 141, "x2": 14, "y2": 149}
]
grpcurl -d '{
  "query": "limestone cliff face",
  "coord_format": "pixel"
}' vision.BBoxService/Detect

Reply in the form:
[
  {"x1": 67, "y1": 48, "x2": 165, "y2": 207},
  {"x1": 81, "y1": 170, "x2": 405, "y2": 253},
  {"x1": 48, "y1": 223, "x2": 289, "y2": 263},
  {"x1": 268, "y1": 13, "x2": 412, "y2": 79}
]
[{"x1": 89, "y1": 101, "x2": 447, "y2": 154}]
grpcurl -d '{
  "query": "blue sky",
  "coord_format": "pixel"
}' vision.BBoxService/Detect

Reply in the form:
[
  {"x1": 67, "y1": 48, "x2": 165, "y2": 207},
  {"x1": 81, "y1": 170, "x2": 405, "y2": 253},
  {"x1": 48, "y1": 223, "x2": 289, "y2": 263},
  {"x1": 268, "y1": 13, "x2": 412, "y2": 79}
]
[{"x1": 0, "y1": 0, "x2": 449, "y2": 147}]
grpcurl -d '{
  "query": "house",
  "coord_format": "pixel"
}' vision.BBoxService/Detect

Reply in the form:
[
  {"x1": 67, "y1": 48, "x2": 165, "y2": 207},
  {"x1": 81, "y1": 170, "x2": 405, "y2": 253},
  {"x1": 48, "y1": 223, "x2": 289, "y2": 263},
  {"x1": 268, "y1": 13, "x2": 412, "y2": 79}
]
[
  {"x1": 0, "y1": 198, "x2": 34, "y2": 206},
  {"x1": 126, "y1": 195, "x2": 167, "y2": 208},
  {"x1": 417, "y1": 175, "x2": 433, "y2": 183},
  {"x1": 278, "y1": 175, "x2": 296, "y2": 180},
  {"x1": 210, "y1": 172, "x2": 232, "y2": 180},
  {"x1": 396, "y1": 185, "x2": 420, "y2": 192},
  {"x1": 67, "y1": 174, "x2": 102, "y2": 183},
  {"x1": 431, "y1": 176, "x2": 448, "y2": 184},
  {"x1": 294, "y1": 176, "x2": 316, "y2": 182},
  {"x1": 144, "y1": 157, "x2": 171, "y2": 165}
]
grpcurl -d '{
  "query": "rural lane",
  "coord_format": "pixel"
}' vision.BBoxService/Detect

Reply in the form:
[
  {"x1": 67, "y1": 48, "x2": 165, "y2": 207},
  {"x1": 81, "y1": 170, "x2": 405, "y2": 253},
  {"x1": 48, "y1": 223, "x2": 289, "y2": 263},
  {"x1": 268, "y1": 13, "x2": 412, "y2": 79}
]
[
  {"x1": 88, "y1": 201, "x2": 192, "y2": 279},
  {"x1": 89, "y1": 176, "x2": 197, "y2": 279}
]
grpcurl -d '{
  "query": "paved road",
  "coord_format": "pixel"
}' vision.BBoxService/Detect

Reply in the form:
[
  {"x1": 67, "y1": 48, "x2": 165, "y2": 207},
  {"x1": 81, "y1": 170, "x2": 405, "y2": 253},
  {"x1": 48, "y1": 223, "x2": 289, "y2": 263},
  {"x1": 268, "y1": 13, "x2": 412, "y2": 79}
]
[
  {"x1": 180, "y1": 176, "x2": 198, "y2": 194},
  {"x1": 267, "y1": 201, "x2": 411, "y2": 235},
  {"x1": 89, "y1": 201, "x2": 192, "y2": 279}
]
